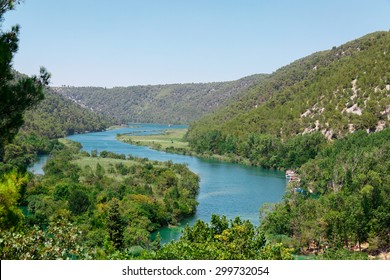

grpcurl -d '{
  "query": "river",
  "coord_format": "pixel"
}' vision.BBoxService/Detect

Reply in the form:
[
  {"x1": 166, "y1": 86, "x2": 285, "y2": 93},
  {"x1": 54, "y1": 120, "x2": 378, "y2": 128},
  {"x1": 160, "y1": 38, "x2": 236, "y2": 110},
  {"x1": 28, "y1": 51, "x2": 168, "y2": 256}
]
[
  {"x1": 34, "y1": 124, "x2": 287, "y2": 243},
  {"x1": 27, "y1": 154, "x2": 49, "y2": 175}
]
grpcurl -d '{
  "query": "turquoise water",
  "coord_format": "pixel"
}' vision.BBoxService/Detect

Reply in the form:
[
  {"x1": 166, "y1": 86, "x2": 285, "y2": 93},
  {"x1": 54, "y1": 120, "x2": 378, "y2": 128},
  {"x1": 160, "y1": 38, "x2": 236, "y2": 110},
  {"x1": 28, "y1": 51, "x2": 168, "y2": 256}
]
[
  {"x1": 27, "y1": 154, "x2": 49, "y2": 175},
  {"x1": 61, "y1": 124, "x2": 287, "y2": 243}
]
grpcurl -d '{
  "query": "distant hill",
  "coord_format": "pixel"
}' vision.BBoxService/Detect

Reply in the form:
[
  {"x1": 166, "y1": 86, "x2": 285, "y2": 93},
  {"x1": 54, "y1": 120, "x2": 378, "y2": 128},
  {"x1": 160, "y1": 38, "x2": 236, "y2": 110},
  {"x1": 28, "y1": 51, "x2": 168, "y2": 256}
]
[
  {"x1": 1, "y1": 75, "x2": 114, "y2": 171},
  {"x1": 20, "y1": 87, "x2": 113, "y2": 139},
  {"x1": 186, "y1": 31, "x2": 390, "y2": 155},
  {"x1": 52, "y1": 74, "x2": 266, "y2": 124}
]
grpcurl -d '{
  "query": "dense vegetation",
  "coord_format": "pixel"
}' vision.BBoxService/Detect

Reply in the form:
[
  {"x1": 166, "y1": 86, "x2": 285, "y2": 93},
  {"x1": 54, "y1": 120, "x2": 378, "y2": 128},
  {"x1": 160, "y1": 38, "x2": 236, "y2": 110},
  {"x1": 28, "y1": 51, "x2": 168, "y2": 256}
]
[
  {"x1": 0, "y1": 71, "x2": 116, "y2": 173},
  {"x1": 21, "y1": 87, "x2": 112, "y2": 139},
  {"x1": 0, "y1": 0, "x2": 388, "y2": 259},
  {"x1": 0, "y1": 1, "x2": 50, "y2": 163},
  {"x1": 1, "y1": 140, "x2": 200, "y2": 259},
  {"x1": 261, "y1": 129, "x2": 389, "y2": 258},
  {"x1": 186, "y1": 31, "x2": 390, "y2": 167},
  {"x1": 0, "y1": 1, "x2": 52, "y2": 172},
  {"x1": 117, "y1": 129, "x2": 193, "y2": 156},
  {"x1": 54, "y1": 74, "x2": 266, "y2": 124},
  {"x1": 151, "y1": 214, "x2": 293, "y2": 260},
  {"x1": 0, "y1": 86, "x2": 114, "y2": 173},
  {"x1": 0, "y1": 1, "x2": 200, "y2": 260},
  {"x1": 179, "y1": 31, "x2": 390, "y2": 258}
]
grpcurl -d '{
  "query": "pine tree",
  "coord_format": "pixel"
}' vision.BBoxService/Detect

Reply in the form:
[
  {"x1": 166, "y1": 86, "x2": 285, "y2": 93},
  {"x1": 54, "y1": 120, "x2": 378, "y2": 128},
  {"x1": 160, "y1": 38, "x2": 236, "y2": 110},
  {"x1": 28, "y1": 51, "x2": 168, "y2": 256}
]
[
  {"x1": 106, "y1": 198, "x2": 124, "y2": 250},
  {"x1": 0, "y1": 0, "x2": 50, "y2": 161}
]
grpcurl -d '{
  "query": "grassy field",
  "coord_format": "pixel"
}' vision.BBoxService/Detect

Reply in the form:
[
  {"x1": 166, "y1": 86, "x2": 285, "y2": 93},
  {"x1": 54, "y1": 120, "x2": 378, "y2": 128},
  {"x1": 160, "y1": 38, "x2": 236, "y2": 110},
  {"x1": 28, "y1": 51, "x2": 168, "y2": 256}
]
[
  {"x1": 117, "y1": 128, "x2": 190, "y2": 151},
  {"x1": 117, "y1": 128, "x2": 248, "y2": 162},
  {"x1": 72, "y1": 157, "x2": 134, "y2": 180},
  {"x1": 72, "y1": 155, "x2": 169, "y2": 182},
  {"x1": 72, "y1": 157, "x2": 136, "y2": 171}
]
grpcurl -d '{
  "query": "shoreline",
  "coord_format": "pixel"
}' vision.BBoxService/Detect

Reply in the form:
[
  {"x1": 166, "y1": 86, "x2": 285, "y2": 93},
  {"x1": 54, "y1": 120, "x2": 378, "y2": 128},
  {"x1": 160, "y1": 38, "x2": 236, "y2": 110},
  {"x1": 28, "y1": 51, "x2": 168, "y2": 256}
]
[{"x1": 116, "y1": 129, "x2": 284, "y2": 171}]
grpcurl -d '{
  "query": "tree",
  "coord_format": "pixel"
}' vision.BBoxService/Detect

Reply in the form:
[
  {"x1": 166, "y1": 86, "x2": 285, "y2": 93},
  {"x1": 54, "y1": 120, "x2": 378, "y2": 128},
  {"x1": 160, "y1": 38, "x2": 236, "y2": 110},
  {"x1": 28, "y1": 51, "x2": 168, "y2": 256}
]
[
  {"x1": 0, "y1": 171, "x2": 27, "y2": 229},
  {"x1": 106, "y1": 198, "x2": 125, "y2": 250},
  {"x1": 154, "y1": 215, "x2": 292, "y2": 260},
  {"x1": 95, "y1": 163, "x2": 105, "y2": 180},
  {"x1": 68, "y1": 187, "x2": 90, "y2": 215},
  {"x1": 0, "y1": 218, "x2": 95, "y2": 259},
  {"x1": 0, "y1": 0, "x2": 50, "y2": 161}
]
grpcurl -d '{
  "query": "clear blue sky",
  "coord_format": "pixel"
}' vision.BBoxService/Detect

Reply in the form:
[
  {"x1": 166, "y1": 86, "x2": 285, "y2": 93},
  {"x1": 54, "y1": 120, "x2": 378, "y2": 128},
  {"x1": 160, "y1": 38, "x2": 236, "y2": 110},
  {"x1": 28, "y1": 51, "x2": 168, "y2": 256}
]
[{"x1": 3, "y1": 0, "x2": 390, "y2": 87}]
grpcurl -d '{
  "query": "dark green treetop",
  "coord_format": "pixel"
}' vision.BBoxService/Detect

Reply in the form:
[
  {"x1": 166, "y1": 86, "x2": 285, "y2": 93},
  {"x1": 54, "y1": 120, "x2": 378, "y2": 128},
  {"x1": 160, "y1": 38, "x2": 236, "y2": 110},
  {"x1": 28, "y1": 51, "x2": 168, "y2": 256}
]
[{"x1": 0, "y1": 0, "x2": 50, "y2": 161}]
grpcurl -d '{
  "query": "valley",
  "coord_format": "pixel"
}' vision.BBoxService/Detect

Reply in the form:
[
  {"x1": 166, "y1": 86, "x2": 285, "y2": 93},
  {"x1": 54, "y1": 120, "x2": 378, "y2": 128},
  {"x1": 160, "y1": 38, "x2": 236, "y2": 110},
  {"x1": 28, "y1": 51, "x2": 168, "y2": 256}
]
[{"x1": 1, "y1": 23, "x2": 389, "y2": 260}]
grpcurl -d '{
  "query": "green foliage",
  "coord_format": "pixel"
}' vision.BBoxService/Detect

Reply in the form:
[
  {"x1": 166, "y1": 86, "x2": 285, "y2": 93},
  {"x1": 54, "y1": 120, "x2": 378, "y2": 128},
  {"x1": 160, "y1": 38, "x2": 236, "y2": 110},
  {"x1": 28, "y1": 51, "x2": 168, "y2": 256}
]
[
  {"x1": 0, "y1": 172, "x2": 27, "y2": 230},
  {"x1": 54, "y1": 74, "x2": 266, "y2": 125},
  {"x1": 152, "y1": 215, "x2": 293, "y2": 260},
  {"x1": 106, "y1": 198, "x2": 125, "y2": 249},
  {"x1": 0, "y1": 133, "x2": 63, "y2": 173},
  {"x1": 19, "y1": 143, "x2": 200, "y2": 257},
  {"x1": 261, "y1": 129, "x2": 390, "y2": 257},
  {"x1": 118, "y1": 128, "x2": 191, "y2": 155},
  {"x1": 0, "y1": 1, "x2": 50, "y2": 161},
  {"x1": 187, "y1": 130, "x2": 326, "y2": 169},
  {"x1": 1, "y1": 8, "x2": 387, "y2": 260},
  {"x1": 20, "y1": 87, "x2": 112, "y2": 139},
  {"x1": 52, "y1": 183, "x2": 70, "y2": 201},
  {"x1": 186, "y1": 31, "x2": 390, "y2": 166},
  {"x1": 1, "y1": 72, "x2": 113, "y2": 172},
  {"x1": 68, "y1": 186, "x2": 91, "y2": 215},
  {"x1": 0, "y1": 218, "x2": 95, "y2": 259},
  {"x1": 316, "y1": 248, "x2": 369, "y2": 260}
]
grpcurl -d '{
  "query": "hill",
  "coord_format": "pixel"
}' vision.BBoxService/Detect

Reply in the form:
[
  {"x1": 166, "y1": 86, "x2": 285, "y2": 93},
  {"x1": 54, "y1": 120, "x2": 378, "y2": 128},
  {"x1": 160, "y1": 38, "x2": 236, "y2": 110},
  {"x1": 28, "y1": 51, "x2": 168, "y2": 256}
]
[
  {"x1": 1, "y1": 84, "x2": 114, "y2": 172},
  {"x1": 52, "y1": 74, "x2": 266, "y2": 124},
  {"x1": 186, "y1": 31, "x2": 390, "y2": 159},
  {"x1": 20, "y1": 88, "x2": 113, "y2": 139},
  {"x1": 183, "y1": 31, "x2": 390, "y2": 257}
]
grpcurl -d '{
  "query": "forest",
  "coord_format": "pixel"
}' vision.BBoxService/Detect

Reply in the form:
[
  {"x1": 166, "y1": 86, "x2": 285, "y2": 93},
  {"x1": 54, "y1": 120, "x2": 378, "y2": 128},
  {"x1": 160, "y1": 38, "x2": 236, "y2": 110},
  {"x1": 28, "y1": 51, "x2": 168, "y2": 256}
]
[
  {"x1": 181, "y1": 31, "x2": 390, "y2": 258},
  {"x1": 261, "y1": 129, "x2": 389, "y2": 258},
  {"x1": 0, "y1": 1, "x2": 389, "y2": 260},
  {"x1": 179, "y1": 31, "x2": 390, "y2": 258},
  {"x1": 53, "y1": 74, "x2": 266, "y2": 124},
  {"x1": 0, "y1": 89, "x2": 113, "y2": 174},
  {"x1": 1, "y1": 139, "x2": 200, "y2": 259},
  {"x1": 186, "y1": 31, "x2": 390, "y2": 155},
  {"x1": 0, "y1": 1, "x2": 197, "y2": 259}
]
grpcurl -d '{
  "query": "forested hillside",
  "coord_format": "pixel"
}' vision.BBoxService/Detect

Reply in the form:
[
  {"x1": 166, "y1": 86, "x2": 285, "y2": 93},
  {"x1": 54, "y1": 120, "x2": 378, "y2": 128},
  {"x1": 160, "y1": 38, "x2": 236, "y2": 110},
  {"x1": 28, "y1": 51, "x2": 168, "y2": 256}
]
[
  {"x1": 21, "y1": 88, "x2": 113, "y2": 138},
  {"x1": 261, "y1": 129, "x2": 389, "y2": 257},
  {"x1": 179, "y1": 32, "x2": 390, "y2": 257},
  {"x1": 1, "y1": 0, "x2": 388, "y2": 259},
  {"x1": 186, "y1": 31, "x2": 390, "y2": 159},
  {"x1": 1, "y1": 84, "x2": 114, "y2": 172},
  {"x1": 53, "y1": 74, "x2": 266, "y2": 124}
]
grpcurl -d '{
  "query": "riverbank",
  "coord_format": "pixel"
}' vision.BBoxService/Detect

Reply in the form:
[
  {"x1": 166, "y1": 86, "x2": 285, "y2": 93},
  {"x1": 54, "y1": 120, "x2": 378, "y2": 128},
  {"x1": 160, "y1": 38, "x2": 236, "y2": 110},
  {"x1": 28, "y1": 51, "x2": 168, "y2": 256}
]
[
  {"x1": 66, "y1": 124, "x2": 287, "y2": 238},
  {"x1": 32, "y1": 124, "x2": 287, "y2": 228},
  {"x1": 117, "y1": 128, "x2": 190, "y2": 152},
  {"x1": 116, "y1": 129, "x2": 261, "y2": 168},
  {"x1": 26, "y1": 140, "x2": 200, "y2": 254}
]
